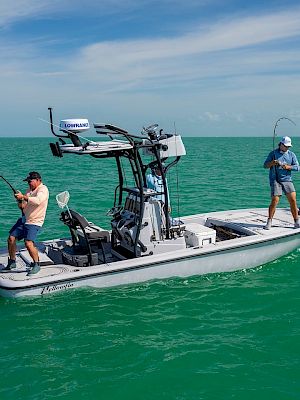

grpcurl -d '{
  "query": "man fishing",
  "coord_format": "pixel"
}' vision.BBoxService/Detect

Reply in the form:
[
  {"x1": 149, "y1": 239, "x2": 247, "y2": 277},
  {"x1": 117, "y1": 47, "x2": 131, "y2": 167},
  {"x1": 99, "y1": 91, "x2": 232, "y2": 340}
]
[
  {"x1": 264, "y1": 136, "x2": 300, "y2": 230},
  {"x1": 4, "y1": 171, "x2": 49, "y2": 275}
]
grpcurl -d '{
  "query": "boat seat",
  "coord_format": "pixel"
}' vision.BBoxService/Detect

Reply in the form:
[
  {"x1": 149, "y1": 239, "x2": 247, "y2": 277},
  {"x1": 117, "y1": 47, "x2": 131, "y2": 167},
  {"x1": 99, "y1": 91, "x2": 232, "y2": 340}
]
[
  {"x1": 77, "y1": 224, "x2": 110, "y2": 242},
  {"x1": 61, "y1": 209, "x2": 110, "y2": 242},
  {"x1": 60, "y1": 209, "x2": 110, "y2": 264}
]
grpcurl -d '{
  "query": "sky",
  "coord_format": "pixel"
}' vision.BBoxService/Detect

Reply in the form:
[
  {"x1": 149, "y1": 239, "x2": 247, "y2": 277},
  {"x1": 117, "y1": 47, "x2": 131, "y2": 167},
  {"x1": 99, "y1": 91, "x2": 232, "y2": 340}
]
[{"x1": 1, "y1": 0, "x2": 300, "y2": 137}]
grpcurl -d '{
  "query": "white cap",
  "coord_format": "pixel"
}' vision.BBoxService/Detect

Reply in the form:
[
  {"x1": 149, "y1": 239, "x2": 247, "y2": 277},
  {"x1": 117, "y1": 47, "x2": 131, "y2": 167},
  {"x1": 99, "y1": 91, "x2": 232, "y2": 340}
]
[{"x1": 280, "y1": 136, "x2": 292, "y2": 147}]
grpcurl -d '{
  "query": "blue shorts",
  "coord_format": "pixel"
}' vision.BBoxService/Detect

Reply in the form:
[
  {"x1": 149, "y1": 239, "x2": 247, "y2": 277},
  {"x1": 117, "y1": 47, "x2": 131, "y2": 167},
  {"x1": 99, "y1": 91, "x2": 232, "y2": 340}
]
[{"x1": 9, "y1": 218, "x2": 41, "y2": 242}]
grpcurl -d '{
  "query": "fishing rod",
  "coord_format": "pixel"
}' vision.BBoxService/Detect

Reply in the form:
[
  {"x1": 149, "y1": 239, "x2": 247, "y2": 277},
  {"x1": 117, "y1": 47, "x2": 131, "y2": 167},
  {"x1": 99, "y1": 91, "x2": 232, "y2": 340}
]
[
  {"x1": 0, "y1": 175, "x2": 25, "y2": 216},
  {"x1": 0, "y1": 176, "x2": 18, "y2": 194},
  {"x1": 273, "y1": 117, "x2": 296, "y2": 151},
  {"x1": 272, "y1": 117, "x2": 297, "y2": 182}
]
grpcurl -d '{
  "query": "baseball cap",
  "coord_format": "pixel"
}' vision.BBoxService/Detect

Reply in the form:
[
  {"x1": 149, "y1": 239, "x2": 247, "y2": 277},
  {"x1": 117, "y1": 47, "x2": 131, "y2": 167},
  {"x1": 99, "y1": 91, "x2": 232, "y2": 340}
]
[
  {"x1": 280, "y1": 136, "x2": 292, "y2": 147},
  {"x1": 23, "y1": 171, "x2": 42, "y2": 182}
]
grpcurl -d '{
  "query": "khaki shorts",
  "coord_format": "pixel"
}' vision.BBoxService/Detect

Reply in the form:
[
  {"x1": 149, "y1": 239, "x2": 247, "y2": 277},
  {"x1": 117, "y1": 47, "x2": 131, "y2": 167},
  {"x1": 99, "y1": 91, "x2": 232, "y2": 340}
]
[{"x1": 271, "y1": 181, "x2": 296, "y2": 197}]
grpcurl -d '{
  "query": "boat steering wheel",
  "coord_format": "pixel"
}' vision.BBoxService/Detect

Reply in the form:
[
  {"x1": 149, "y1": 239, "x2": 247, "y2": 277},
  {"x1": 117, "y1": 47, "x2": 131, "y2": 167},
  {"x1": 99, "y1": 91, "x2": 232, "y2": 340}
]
[{"x1": 106, "y1": 205, "x2": 123, "y2": 217}]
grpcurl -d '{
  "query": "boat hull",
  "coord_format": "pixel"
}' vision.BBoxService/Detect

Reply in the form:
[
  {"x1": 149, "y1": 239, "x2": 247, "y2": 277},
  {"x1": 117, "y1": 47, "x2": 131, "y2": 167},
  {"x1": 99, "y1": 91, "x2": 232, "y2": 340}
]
[{"x1": 1, "y1": 229, "x2": 299, "y2": 298}]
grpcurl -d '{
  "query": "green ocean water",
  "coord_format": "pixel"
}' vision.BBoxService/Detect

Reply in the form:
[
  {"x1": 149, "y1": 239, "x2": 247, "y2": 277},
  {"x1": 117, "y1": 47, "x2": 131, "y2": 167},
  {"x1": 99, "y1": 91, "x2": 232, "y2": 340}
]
[{"x1": 0, "y1": 137, "x2": 299, "y2": 399}]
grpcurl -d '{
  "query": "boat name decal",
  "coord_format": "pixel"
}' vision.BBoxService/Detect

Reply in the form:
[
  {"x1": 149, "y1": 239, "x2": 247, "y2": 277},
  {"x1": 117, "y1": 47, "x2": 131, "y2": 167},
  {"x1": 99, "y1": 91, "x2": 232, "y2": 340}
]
[{"x1": 41, "y1": 282, "x2": 74, "y2": 295}]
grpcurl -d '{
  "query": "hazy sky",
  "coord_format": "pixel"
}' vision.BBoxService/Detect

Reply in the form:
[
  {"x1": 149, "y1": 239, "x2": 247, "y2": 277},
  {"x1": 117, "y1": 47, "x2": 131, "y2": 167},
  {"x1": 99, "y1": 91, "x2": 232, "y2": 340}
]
[{"x1": 1, "y1": 0, "x2": 300, "y2": 137}]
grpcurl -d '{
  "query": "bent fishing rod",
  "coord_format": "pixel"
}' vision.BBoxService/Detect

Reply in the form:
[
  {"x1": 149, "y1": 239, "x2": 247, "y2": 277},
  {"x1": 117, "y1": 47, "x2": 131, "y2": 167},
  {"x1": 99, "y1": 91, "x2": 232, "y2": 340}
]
[
  {"x1": 273, "y1": 117, "x2": 296, "y2": 151},
  {"x1": 272, "y1": 117, "x2": 297, "y2": 182},
  {"x1": 0, "y1": 176, "x2": 18, "y2": 194},
  {"x1": 0, "y1": 176, "x2": 25, "y2": 216}
]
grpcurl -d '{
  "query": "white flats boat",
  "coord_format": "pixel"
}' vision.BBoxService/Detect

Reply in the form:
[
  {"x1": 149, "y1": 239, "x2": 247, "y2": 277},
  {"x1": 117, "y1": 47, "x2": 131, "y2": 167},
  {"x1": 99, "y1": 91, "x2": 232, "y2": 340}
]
[{"x1": 0, "y1": 109, "x2": 299, "y2": 298}]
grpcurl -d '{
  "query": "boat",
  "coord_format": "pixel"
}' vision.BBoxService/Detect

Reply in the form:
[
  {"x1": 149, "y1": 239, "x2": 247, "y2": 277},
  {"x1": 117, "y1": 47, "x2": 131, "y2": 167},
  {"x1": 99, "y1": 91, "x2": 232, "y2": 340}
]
[{"x1": 0, "y1": 108, "x2": 299, "y2": 298}]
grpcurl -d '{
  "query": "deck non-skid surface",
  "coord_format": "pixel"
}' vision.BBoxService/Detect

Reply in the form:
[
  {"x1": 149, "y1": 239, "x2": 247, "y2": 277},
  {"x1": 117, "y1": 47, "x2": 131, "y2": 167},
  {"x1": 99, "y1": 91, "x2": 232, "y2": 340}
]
[
  {"x1": 184, "y1": 208, "x2": 295, "y2": 235},
  {"x1": 224, "y1": 209, "x2": 294, "y2": 234},
  {"x1": 0, "y1": 255, "x2": 76, "y2": 281}
]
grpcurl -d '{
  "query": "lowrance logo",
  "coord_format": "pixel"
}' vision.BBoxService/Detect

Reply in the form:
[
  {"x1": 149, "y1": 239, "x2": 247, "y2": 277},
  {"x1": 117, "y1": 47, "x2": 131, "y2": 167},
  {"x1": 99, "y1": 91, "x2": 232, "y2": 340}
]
[{"x1": 63, "y1": 123, "x2": 89, "y2": 129}]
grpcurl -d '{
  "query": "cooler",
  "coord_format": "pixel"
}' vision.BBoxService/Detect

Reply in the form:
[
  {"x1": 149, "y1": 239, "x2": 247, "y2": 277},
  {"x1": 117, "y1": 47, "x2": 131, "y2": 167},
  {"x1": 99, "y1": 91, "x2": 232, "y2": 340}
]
[{"x1": 184, "y1": 223, "x2": 216, "y2": 247}]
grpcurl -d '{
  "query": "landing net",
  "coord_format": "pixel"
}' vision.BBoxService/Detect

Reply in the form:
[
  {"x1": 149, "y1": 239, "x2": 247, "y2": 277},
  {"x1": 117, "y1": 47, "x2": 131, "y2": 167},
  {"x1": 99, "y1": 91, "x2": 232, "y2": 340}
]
[{"x1": 56, "y1": 191, "x2": 70, "y2": 209}]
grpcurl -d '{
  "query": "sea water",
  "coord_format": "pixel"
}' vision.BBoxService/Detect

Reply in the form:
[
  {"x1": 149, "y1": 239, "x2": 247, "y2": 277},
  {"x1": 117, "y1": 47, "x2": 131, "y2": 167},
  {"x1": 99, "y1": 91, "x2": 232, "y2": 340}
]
[{"x1": 0, "y1": 137, "x2": 299, "y2": 399}]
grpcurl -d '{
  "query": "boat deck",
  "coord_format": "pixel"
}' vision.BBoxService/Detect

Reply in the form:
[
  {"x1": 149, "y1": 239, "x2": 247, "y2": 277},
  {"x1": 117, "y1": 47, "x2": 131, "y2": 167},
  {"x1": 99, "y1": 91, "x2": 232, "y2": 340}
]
[{"x1": 185, "y1": 208, "x2": 295, "y2": 235}]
